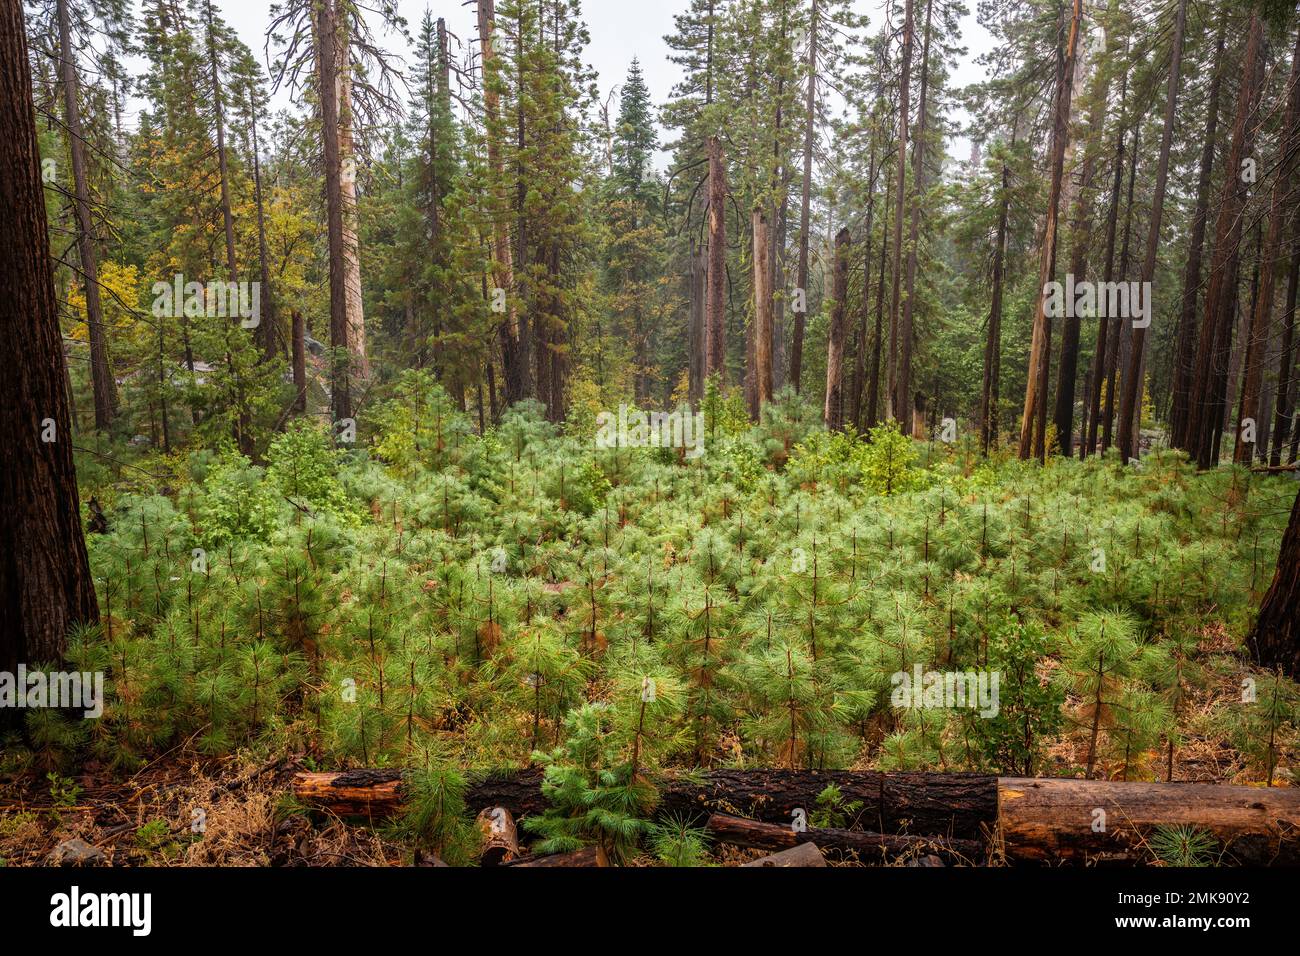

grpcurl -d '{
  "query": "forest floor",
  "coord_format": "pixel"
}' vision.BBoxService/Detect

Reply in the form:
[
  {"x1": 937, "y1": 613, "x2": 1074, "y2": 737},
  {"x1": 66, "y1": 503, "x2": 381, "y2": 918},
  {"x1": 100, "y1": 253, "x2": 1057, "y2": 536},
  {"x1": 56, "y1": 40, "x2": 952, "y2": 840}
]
[{"x1": 0, "y1": 647, "x2": 1278, "y2": 868}]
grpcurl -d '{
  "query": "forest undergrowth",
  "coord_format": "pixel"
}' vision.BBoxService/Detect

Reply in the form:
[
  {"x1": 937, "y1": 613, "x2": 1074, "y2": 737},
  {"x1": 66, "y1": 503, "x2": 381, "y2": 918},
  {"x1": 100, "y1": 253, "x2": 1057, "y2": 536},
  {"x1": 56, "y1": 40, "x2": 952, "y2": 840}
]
[{"x1": 3, "y1": 379, "x2": 1297, "y2": 866}]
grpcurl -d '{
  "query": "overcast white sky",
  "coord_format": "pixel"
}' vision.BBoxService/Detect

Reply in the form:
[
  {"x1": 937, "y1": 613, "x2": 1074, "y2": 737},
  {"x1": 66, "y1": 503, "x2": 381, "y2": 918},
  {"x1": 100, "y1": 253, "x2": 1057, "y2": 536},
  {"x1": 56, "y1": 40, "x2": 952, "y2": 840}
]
[{"x1": 132, "y1": 0, "x2": 992, "y2": 165}]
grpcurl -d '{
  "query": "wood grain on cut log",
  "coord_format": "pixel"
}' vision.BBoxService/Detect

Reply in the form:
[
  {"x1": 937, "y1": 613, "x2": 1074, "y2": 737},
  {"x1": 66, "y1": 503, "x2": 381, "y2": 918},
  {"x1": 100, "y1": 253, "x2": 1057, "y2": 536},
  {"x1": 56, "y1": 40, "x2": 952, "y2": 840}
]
[
  {"x1": 998, "y1": 777, "x2": 1300, "y2": 865},
  {"x1": 706, "y1": 813, "x2": 984, "y2": 864},
  {"x1": 476, "y1": 807, "x2": 519, "y2": 865},
  {"x1": 741, "y1": 841, "x2": 827, "y2": 867}
]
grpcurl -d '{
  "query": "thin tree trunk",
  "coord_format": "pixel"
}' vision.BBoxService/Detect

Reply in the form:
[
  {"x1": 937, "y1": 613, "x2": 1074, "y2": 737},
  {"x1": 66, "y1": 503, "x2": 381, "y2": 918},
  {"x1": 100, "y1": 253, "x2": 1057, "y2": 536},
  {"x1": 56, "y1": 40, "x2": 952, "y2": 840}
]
[
  {"x1": 1171, "y1": 13, "x2": 1227, "y2": 449},
  {"x1": 314, "y1": 0, "x2": 351, "y2": 423},
  {"x1": 706, "y1": 134, "x2": 728, "y2": 384},
  {"x1": 888, "y1": 0, "x2": 915, "y2": 423},
  {"x1": 899, "y1": 0, "x2": 933, "y2": 437},
  {"x1": 789, "y1": 0, "x2": 818, "y2": 391},
  {"x1": 292, "y1": 309, "x2": 307, "y2": 413},
  {"x1": 867, "y1": 165, "x2": 891, "y2": 430},
  {"x1": 1187, "y1": 12, "x2": 1266, "y2": 469},
  {"x1": 478, "y1": 0, "x2": 526, "y2": 404},
  {"x1": 56, "y1": 0, "x2": 115, "y2": 430},
  {"x1": 824, "y1": 227, "x2": 851, "y2": 428},
  {"x1": 1019, "y1": 0, "x2": 1081, "y2": 461},
  {"x1": 1234, "y1": 26, "x2": 1300, "y2": 464},
  {"x1": 1117, "y1": 0, "x2": 1188, "y2": 463},
  {"x1": 1102, "y1": 122, "x2": 1139, "y2": 453},
  {"x1": 753, "y1": 210, "x2": 774, "y2": 409}
]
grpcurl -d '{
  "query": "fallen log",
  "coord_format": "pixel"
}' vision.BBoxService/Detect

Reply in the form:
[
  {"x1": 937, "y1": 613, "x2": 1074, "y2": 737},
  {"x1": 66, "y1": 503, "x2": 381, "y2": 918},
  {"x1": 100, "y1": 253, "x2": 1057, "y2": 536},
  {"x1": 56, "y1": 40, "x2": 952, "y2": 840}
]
[
  {"x1": 476, "y1": 807, "x2": 518, "y2": 866},
  {"x1": 506, "y1": 845, "x2": 609, "y2": 867},
  {"x1": 741, "y1": 842, "x2": 827, "y2": 867},
  {"x1": 998, "y1": 777, "x2": 1300, "y2": 866},
  {"x1": 706, "y1": 813, "x2": 984, "y2": 864},
  {"x1": 291, "y1": 769, "x2": 1300, "y2": 865},
  {"x1": 292, "y1": 768, "x2": 996, "y2": 838}
]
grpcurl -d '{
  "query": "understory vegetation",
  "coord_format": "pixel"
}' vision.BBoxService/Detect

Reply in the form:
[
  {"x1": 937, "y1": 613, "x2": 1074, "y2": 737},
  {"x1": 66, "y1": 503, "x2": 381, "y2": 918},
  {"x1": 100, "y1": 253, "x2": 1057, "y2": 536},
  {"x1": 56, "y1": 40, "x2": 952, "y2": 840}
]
[{"x1": 4, "y1": 384, "x2": 1296, "y2": 865}]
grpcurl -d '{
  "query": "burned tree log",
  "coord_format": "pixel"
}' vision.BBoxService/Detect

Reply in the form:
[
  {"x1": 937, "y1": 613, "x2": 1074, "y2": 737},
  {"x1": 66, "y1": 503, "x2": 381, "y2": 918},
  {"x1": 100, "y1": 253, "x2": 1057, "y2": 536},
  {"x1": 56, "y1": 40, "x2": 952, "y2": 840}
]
[
  {"x1": 293, "y1": 768, "x2": 996, "y2": 839},
  {"x1": 706, "y1": 813, "x2": 984, "y2": 864}
]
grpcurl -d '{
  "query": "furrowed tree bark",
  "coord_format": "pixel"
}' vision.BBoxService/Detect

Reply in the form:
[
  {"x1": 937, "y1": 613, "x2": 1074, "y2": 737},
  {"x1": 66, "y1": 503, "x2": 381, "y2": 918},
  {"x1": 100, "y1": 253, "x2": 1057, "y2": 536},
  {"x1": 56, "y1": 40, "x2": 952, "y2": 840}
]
[
  {"x1": 1235, "y1": 26, "x2": 1300, "y2": 464},
  {"x1": 0, "y1": 0, "x2": 100, "y2": 725},
  {"x1": 706, "y1": 135, "x2": 727, "y2": 385},
  {"x1": 1117, "y1": 0, "x2": 1188, "y2": 464},
  {"x1": 706, "y1": 813, "x2": 983, "y2": 864},
  {"x1": 824, "y1": 227, "x2": 851, "y2": 428},
  {"x1": 788, "y1": 0, "x2": 818, "y2": 392},
  {"x1": 1269, "y1": 218, "x2": 1300, "y2": 465},
  {"x1": 688, "y1": 238, "x2": 706, "y2": 405},
  {"x1": 56, "y1": 0, "x2": 116, "y2": 431},
  {"x1": 1171, "y1": 14, "x2": 1227, "y2": 450},
  {"x1": 1249, "y1": 484, "x2": 1300, "y2": 679},
  {"x1": 1187, "y1": 13, "x2": 1266, "y2": 469}
]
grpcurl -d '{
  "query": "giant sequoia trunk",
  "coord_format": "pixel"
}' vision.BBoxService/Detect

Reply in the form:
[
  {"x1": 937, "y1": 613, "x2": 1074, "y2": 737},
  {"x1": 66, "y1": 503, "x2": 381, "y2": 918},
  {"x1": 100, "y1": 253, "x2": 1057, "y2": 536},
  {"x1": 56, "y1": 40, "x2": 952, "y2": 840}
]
[
  {"x1": 56, "y1": 0, "x2": 116, "y2": 431},
  {"x1": 0, "y1": 0, "x2": 100, "y2": 720}
]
